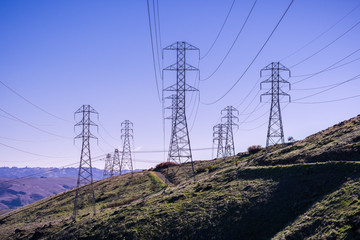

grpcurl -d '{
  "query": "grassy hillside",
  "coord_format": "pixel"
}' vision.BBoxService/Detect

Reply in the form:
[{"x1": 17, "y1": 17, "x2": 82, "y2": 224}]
[
  {"x1": 1, "y1": 115, "x2": 360, "y2": 239},
  {"x1": 0, "y1": 177, "x2": 76, "y2": 210}
]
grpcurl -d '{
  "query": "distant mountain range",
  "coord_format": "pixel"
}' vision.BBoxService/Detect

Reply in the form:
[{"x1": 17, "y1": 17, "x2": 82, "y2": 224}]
[
  {"x1": 0, "y1": 167, "x2": 141, "y2": 180},
  {"x1": 0, "y1": 177, "x2": 77, "y2": 211},
  {"x1": 0, "y1": 167, "x2": 143, "y2": 211}
]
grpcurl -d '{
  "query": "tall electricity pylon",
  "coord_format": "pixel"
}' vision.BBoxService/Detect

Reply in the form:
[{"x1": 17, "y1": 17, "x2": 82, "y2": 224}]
[
  {"x1": 120, "y1": 120, "x2": 133, "y2": 176},
  {"x1": 103, "y1": 153, "x2": 112, "y2": 177},
  {"x1": 163, "y1": 41, "x2": 199, "y2": 176},
  {"x1": 73, "y1": 105, "x2": 98, "y2": 220},
  {"x1": 213, "y1": 123, "x2": 226, "y2": 158},
  {"x1": 221, "y1": 106, "x2": 239, "y2": 156},
  {"x1": 165, "y1": 94, "x2": 178, "y2": 160},
  {"x1": 260, "y1": 62, "x2": 291, "y2": 147},
  {"x1": 111, "y1": 149, "x2": 121, "y2": 176}
]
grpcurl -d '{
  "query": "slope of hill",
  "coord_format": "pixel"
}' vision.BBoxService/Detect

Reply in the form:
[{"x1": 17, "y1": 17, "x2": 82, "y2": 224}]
[
  {"x1": 0, "y1": 177, "x2": 77, "y2": 210},
  {"x1": 1, "y1": 115, "x2": 360, "y2": 239}
]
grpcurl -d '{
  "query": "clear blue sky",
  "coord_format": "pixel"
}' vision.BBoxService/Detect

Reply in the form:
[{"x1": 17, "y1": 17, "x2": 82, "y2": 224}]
[{"x1": 0, "y1": 0, "x2": 359, "y2": 170}]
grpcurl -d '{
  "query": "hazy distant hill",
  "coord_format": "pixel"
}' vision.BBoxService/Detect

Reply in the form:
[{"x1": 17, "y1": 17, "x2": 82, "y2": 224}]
[
  {"x1": 0, "y1": 168, "x2": 142, "y2": 212},
  {"x1": 0, "y1": 167, "x2": 140, "y2": 180},
  {"x1": 1, "y1": 115, "x2": 360, "y2": 239},
  {"x1": 0, "y1": 167, "x2": 104, "y2": 180},
  {"x1": 0, "y1": 177, "x2": 77, "y2": 211}
]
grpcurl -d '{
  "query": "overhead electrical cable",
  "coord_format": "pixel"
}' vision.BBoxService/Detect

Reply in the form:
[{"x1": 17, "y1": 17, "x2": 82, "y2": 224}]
[
  {"x1": 290, "y1": 19, "x2": 360, "y2": 68},
  {"x1": 132, "y1": 147, "x2": 213, "y2": 154},
  {"x1": 0, "y1": 107, "x2": 71, "y2": 139},
  {"x1": 292, "y1": 56, "x2": 360, "y2": 78},
  {"x1": 189, "y1": 93, "x2": 201, "y2": 132},
  {"x1": 156, "y1": 0, "x2": 162, "y2": 49},
  {"x1": 97, "y1": 131, "x2": 116, "y2": 150},
  {"x1": 237, "y1": 89, "x2": 261, "y2": 115},
  {"x1": 239, "y1": 108, "x2": 269, "y2": 124},
  {"x1": 292, "y1": 94, "x2": 360, "y2": 104},
  {"x1": 200, "y1": 0, "x2": 236, "y2": 60},
  {"x1": 146, "y1": 0, "x2": 161, "y2": 102},
  {"x1": 201, "y1": 0, "x2": 257, "y2": 81},
  {"x1": 0, "y1": 80, "x2": 73, "y2": 123},
  {"x1": 201, "y1": 0, "x2": 294, "y2": 105},
  {"x1": 281, "y1": 2, "x2": 360, "y2": 61},
  {"x1": 152, "y1": 0, "x2": 162, "y2": 76},
  {"x1": 237, "y1": 102, "x2": 290, "y2": 131},
  {"x1": 0, "y1": 136, "x2": 49, "y2": 143},
  {"x1": 292, "y1": 47, "x2": 360, "y2": 85},
  {"x1": 293, "y1": 74, "x2": 360, "y2": 101},
  {"x1": 0, "y1": 142, "x2": 73, "y2": 159},
  {"x1": 98, "y1": 121, "x2": 121, "y2": 142}
]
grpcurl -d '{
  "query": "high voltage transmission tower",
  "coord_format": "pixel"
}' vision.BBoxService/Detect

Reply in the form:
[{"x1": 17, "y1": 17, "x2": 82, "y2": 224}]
[
  {"x1": 163, "y1": 41, "x2": 199, "y2": 177},
  {"x1": 213, "y1": 123, "x2": 226, "y2": 158},
  {"x1": 165, "y1": 94, "x2": 177, "y2": 124},
  {"x1": 221, "y1": 106, "x2": 239, "y2": 156},
  {"x1": 112, "y1": 149, "x2": 121, "y2": 176},
  {"x1": 103, "y1": 153, "x2": 112, "y2": 177},
  {"x1": 73, "y1": 105, "x2": 98, "y2": 220},
  {"x1": 260, "y1": 62, "x2": 291, "y2": 148},
  {"x1": 121, "y1": 120, "x2": 134, "y2": 176}
]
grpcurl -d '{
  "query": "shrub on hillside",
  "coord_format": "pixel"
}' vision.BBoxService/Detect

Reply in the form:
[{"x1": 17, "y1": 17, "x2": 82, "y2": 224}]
[
  {"x1": 154, "y1": 162, "x2": 179, "y2": 171},
  {"x1": 247, "y1": 145, "x2": 262, "y2": 154},
  {"x1": 207, "y1": 165, "x2": 218, "y2": 173},
  {"x1": 196, "y1": 166, "x2": 207, "y2": 174}
]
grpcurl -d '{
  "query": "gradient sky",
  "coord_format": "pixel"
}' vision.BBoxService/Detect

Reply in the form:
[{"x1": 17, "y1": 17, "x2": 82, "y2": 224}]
[{"x1": 0, "y1": 0, "x2": 359, "y2": 170}]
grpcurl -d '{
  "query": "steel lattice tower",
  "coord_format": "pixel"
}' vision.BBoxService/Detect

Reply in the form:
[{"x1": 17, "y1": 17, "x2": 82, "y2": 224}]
[
  {"x1": 260, "y1": 62, "x2": 291, "y2": 147},
  {"x1": 163, "y1": 41, "x2": 199, "y2": 175},
  {"x1": 120, "y1": 120, "x2": 133, "y2": 175},
  {"x1": 111, "y1": 149, "x2": 121, "y2": 176},
  {"x1": 165, "y1": 94, "x2": 178, "y2": 159},
  {"x1": 103, "y1": 153, "x2": 112, "y2": 177},
  {"x1": 221, "y1": 106, "x2": 239, "y2": 156},
  {"x1": 213, "y1": 123, "x2": 226, "y2": 158},
  {"x1": 73, "y1": 105, "x2": 98, "y2": 219}
]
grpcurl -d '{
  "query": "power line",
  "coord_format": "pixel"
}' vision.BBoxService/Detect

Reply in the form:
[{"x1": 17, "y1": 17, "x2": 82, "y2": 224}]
[
  {"x1": 200, "y1": 0, "x2": 236, "y2": 60},
  {"x1": 292, "y1": 94, "x2": 360, "y2": 104},
  {"x1": 98, "y1": 121, "x2": 121, "y2": 141},
  {"x1": 97, "y1": 131, "x2": 117, "y2": 150},
  {"x1": 201, "y1": 0, "x2": 257, "y2": 81},
  {"x1": 0, "y1": 136, "x2": 49, "y2": 143},
  {"x1": 240, "y1": 108, "x2": 269, "y2": 124},
  {"x1": 292, "y1": 56, "x2": 360, "y2": 78},
  {"x1": 201, "y1": 0, "x2": 295, "y2": 105},
  {"x1": 0, "y1": 80, "x2": 73, "y2": 123},
  {"x1": 290, "y1": 19, "x2": 360, "y2": 68},
  {"x1": 292, "y1": 48, "x2": 360, "y2": 85},
  {"x1": 0, "y1": 142, "x2": 73, "y2": 159},
  {"x1": 146, "y1": 0, "x2": 161, "y2": 102},
  {"x1": 156, "y1": 0, "x2": 162, "y2": 49},
  {"x1": 281, "y1": 2, "x2": 360, "y2": 61},
  {"x1": 237, "y1": 102, "x2": 290, "y2": 131},
  {"x1": 292, "y1": 79, "x2": 359, "y2": 91},
  {"x1": 237, "y1": 89, "x2": 261, "y2": 115},
  {"x1": 0, "y1": 107, "x2": 71, "y2": 139},
  {"x1": 152, "y1": 0, "x2": 162, "y2": 76},
  {"x1": 132, "y1": 147, "x2": 213, "y2": 154},
  {"x1": 293, "y1": 74, "x2": 360, "y2": 101}
]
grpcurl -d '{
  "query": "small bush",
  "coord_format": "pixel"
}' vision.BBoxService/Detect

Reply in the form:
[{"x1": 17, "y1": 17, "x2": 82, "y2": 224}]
[
  {"x1": 248, "y1": 145, "x2": 262, "y2": 154},
  {"x1": 154, "y1": 162, "x2": 179, "y2": 171},
  {"x1": 207, "y1": 165, "x2": 218, "y2": 173},
  {"x1": 196, "y1": 166, "x2": 207, "y2": 174}
]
